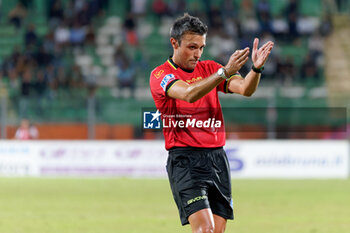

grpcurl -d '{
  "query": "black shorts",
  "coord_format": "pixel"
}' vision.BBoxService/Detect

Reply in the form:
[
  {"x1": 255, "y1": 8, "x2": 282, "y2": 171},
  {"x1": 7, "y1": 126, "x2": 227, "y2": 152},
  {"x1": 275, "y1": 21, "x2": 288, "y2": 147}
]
[{"x1": 166, "y1": 147, "x2": 234, "y2": 225}]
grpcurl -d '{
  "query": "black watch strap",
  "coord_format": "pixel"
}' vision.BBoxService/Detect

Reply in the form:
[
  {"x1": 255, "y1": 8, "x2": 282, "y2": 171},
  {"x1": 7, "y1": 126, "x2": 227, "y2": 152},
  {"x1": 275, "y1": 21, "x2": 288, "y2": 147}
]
[{"x1": 252, "y1": 65, "x2": 264, "y2": 73}]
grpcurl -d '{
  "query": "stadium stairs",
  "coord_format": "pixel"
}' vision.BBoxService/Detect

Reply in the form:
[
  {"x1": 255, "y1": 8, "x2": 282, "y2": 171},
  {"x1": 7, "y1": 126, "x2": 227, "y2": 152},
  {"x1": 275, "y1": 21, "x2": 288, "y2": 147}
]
[{"x1": 325, "y1": 14, "x2": 350, "y2": 117}]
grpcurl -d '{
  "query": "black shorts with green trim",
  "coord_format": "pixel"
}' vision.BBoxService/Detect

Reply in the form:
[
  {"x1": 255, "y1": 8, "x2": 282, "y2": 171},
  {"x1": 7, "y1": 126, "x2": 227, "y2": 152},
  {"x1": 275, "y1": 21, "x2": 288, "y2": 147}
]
[{"x1": 166, "y1": 146, "x2": 234, "y2": 225}]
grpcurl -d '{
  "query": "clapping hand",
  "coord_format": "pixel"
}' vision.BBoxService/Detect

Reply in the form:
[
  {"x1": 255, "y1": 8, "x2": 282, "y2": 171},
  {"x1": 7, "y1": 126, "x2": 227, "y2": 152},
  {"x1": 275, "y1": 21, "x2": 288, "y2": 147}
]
[
  {"x1": 224, "y1": 47, "x2": 250, "y2": 76},
  {"x1": 251, "y1": 38, "x2": 274, "y2": 69}
]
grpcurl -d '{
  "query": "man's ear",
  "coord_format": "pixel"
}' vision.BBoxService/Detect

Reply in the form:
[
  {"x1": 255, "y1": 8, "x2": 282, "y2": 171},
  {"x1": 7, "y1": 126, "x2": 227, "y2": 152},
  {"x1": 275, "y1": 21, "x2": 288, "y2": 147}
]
[{"x1": 170, "y1": 38, "x2": 179, "y2": 49}]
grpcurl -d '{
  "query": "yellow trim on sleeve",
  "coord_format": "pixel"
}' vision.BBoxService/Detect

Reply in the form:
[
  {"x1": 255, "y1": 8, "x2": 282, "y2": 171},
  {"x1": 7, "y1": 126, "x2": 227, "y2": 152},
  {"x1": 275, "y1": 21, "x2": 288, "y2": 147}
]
[
  {"x1": 225, "y1": 74, "x2": 241, "y2": 93},
  {"x1": 230, "y1": 74, "x2": 241, "y2": 78},
  {"x1": 166, "y1": 79, "x2": 179, "y2": 94}
]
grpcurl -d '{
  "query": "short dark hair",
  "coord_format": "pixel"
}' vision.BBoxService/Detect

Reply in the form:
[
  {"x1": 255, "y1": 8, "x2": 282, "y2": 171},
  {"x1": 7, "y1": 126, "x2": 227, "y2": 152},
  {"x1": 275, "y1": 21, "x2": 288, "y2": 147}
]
[{"x1": 170, "y1": 13, "x2": 208, "y2": 45}]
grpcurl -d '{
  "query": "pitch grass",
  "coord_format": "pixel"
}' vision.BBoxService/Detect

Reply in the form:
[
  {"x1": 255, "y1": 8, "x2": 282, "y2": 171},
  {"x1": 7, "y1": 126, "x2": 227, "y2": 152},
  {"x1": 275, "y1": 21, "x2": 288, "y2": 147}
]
[{"x1": 0, "y1": 178, "x2": 349, "y2": 233}]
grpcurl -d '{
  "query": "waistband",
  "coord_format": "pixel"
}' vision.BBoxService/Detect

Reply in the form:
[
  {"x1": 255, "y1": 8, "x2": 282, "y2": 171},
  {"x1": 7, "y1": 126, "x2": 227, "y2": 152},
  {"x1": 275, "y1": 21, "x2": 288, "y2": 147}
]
[{"x1": 168, "y1": 146, "x2": 223, "y2": 153}]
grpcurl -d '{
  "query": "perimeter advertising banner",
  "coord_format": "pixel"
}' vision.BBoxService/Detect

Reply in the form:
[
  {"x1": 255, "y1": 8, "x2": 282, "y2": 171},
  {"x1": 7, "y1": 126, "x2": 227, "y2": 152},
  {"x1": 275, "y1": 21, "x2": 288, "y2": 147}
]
[
  {"x1": 0, "y1": 141, "x2": 348, "y2": 178},
  {"x1": 225, "y1": 141, "x2": 349, "y2": 178}
]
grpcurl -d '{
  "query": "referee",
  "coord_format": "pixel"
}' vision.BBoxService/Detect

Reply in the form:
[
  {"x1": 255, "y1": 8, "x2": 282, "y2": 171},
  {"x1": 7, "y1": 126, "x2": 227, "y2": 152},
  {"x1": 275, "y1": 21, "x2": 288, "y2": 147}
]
[{"x1": 149, "y1": 13, "x2": 273, "y2": 233}]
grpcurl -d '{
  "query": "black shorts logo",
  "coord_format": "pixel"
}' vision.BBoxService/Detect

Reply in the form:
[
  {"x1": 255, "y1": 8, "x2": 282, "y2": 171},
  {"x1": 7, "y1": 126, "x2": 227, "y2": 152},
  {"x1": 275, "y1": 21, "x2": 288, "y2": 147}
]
[{"x1": 187, "y1": 195, "x2": 208, "y2": 205}]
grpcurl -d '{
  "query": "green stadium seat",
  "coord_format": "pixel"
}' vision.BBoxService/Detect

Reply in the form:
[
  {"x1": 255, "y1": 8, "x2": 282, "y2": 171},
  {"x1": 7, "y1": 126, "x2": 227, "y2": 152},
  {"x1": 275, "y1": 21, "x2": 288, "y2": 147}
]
[
  {"x1": 300, "y1": 0, "x2": 322, "y2": 17},
  {"x1": 269, "y1": 0, "x2": 288, "y2": 17},
  {"x1": 280, "y1": 45, "x2": 307, "y2": 66},
  {"x1": 0, "y1": 46, "x2": 14, "y2": 57},
  {"x1": 1, "y1": 1, "x2": 17, "y2": 15},
  {"x1": 0, "y1": 26, "x2": 16, "y2": 35},
  {"x1": 108, "y1": 0, "x2": 128, "y2": 18}
]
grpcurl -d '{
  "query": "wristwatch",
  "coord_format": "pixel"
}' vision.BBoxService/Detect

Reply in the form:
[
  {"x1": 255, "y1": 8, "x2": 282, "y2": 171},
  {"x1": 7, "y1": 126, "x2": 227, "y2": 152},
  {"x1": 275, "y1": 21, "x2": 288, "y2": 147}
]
[{"x1": 217, "y1": 67, "x2": 229, "y2": 79}]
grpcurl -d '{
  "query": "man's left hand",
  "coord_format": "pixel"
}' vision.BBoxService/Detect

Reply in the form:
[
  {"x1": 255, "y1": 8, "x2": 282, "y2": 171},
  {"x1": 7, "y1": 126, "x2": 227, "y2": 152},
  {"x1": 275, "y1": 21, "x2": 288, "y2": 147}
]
[{"x1": 251, "y1": 38, "x2": 274, "y2": 69}]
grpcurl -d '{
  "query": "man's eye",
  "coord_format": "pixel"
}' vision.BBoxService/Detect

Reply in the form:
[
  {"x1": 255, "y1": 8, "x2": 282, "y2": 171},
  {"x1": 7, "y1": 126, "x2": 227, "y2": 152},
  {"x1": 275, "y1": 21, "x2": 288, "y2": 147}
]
[{"x1": 190, "y1": 46, "x2": 196, "y2": 49}]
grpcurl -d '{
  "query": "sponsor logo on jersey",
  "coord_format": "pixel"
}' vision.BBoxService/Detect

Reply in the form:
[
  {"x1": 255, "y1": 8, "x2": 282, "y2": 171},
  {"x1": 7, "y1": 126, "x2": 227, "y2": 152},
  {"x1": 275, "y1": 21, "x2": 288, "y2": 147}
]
[
  {"x1": 160, "y1": 74, "x2": 175, "y2": 91},
  {"x1": 186, "y1": 76, "x2": 202, "y2": 84}
]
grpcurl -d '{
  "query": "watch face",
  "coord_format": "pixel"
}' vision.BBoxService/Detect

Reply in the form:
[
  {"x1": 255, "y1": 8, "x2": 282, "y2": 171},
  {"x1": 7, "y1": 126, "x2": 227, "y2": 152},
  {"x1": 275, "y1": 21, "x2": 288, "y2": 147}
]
[{"x1": 218, "y1": 68, "x2": 227, "y2": 79}]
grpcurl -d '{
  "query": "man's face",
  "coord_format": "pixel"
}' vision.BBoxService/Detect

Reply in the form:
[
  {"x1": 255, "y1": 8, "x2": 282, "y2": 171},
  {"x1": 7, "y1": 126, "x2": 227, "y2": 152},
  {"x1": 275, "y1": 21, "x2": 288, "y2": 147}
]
[{"x1": 172, "y1": 33, "x2": 206, "y2": 70}]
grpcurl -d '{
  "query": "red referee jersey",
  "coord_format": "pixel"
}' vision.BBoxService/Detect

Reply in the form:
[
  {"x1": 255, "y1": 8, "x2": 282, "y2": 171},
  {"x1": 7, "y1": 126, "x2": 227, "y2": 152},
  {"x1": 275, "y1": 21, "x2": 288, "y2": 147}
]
[{"x1": 150, "y1": 57, "x2": 238, "y2": 150}]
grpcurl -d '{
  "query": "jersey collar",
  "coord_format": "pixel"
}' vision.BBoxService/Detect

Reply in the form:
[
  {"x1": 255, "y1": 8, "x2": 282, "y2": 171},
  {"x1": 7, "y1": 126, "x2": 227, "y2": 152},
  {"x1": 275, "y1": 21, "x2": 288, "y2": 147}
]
[{"x1": 168, "y1": 56, "x2": 195, "y2": 73}]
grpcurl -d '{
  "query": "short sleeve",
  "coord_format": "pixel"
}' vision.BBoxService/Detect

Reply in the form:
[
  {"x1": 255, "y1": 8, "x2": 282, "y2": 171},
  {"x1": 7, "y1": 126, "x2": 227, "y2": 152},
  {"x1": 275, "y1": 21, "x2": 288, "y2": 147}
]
[
  {"x1": 150, "y1": 68, "x2": 179, "y2": 99},
  {"x1": 217, "y1": 72, "x2": 241, "y2": 94}
]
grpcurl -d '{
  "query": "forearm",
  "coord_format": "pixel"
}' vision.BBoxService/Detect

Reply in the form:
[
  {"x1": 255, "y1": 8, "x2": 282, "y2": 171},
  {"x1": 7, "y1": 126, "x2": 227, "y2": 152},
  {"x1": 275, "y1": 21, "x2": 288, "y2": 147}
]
[
  {"x1": 241, "y1": 70, "x2": 261, "y2": 96},
  {"x1": 185, "y1": 73, "x2": 223, "y2": 103}
]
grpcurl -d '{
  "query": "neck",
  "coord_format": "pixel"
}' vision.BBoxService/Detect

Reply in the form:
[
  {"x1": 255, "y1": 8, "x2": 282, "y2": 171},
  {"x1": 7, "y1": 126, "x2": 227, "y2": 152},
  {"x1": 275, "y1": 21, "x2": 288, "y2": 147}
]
[
  {"x1": 171, "y1": 54, "x2": 194, "y2": 73},
  {"x1": 172, "y1": 53, "x2": 181, "y2": 68}
]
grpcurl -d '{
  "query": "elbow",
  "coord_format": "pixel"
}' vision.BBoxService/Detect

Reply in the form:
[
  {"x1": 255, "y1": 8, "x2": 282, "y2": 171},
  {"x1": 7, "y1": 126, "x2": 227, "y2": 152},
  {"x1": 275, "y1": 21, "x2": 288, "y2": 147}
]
[
  {"x1": 241, "y1": 85, "x2": 258, "y2": 97},
  {"x1": 243, "y1": 92, "x2": 253, "y2": 97},
  {"x1": 185, "y1": 95, "x2": 197, "y2": 103},
  {"x1": 242, "y1": 89, "x2": 254, "y2": 97}
]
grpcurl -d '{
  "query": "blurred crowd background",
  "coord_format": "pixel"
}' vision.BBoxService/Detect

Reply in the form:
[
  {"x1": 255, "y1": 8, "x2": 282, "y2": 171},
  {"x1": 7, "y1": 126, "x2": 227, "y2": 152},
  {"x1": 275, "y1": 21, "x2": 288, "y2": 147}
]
[{"x1": 0, "y1": 0, "x2": 349, "y2": 140}]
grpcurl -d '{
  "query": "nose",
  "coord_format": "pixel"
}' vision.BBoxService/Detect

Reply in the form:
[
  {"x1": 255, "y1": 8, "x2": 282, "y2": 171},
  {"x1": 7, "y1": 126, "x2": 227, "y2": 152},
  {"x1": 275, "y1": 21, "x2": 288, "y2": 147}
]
[{"x1": 194, "y1": 49, "x2": 201, "y2": 60}]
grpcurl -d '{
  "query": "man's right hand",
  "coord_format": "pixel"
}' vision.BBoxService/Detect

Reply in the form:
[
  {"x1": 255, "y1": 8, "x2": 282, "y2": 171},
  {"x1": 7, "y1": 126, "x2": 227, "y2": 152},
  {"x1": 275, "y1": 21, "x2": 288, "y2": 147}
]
[{"x1": 224, "y1": 47, "x2": 250, "y2": 76}]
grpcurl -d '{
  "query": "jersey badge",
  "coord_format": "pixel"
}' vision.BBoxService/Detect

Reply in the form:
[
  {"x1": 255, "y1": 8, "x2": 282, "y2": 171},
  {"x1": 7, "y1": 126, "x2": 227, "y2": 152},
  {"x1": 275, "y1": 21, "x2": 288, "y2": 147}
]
[{"x1": 154, "y1": 69, "x2": 164, "y2": 79}]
